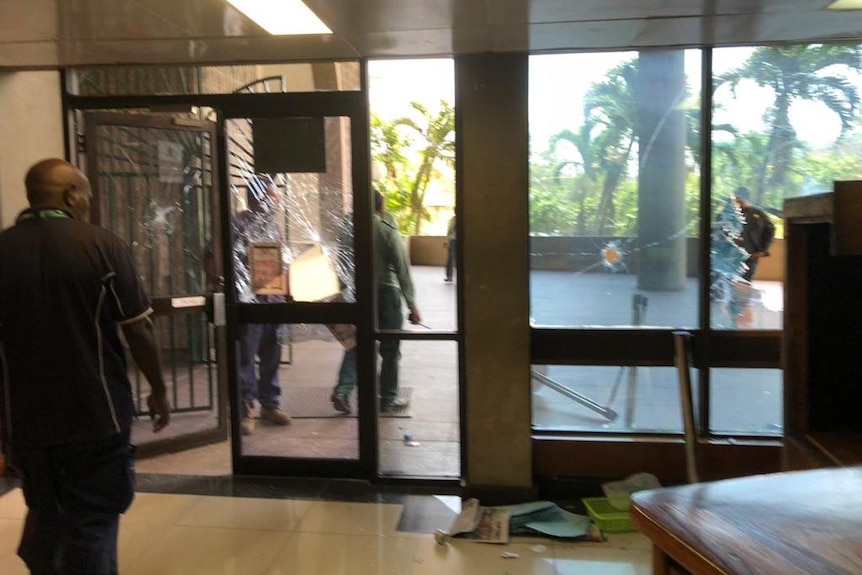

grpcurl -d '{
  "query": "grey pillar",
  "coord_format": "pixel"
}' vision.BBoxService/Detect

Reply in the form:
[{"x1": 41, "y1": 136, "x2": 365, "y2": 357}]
[
  {"x1": 637, "y1": 50, "x2": 687, "y2": 291},
  {"x1": 456, "y1": 53, "x2": 533, "y2": 493}
]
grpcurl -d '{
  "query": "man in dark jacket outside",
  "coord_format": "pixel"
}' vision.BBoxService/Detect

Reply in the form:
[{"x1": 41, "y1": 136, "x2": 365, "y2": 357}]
[
  {"x1": 734, "y1": 187, "x2": 776, "y2": 282},
  {"x1": 0, "y1": 158, "x2": 170, "y2": 574}
]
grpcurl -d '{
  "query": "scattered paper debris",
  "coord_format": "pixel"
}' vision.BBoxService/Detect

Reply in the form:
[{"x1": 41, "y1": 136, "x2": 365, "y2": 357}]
[
  {"x1": 501, "y1": 551, "x2": 520, "y2": 559},
  {"x1": 530, "y1": 544, "x2": 548, "y2": 553}
]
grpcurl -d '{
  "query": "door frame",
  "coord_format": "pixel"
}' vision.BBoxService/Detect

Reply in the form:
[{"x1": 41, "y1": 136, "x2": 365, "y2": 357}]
[
  {"x1": 64, "y1": 83, "x2": 460, "y2": 483},
  {"x1": 216, "y1": 91, "x2": 375, "y2": 478},
  {"x1": 83, "y1": 111, "x2": 229, "y2": 458}
]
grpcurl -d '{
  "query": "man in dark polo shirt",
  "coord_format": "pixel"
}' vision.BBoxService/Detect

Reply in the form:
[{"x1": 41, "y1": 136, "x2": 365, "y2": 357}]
[{"x1": 0, "y1": 158, "x2": 170, "y2": 574}]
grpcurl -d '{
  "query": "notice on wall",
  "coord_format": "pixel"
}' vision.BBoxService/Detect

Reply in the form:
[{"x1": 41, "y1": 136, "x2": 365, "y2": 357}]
[
  {"x1": 249, "y1": 242, "x2": 288, "y2": 295},
  {"x1": 157, "y1": 140, "x2": 184, "y2": 183}
]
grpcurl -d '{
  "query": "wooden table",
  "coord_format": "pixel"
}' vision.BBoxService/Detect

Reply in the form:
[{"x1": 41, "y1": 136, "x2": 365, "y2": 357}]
[{"x1": 630, "y1": 467, "x2": 862, "y2": 575}]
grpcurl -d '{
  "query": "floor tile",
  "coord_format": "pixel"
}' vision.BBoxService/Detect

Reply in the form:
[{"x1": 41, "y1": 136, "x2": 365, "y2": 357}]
[
  {"x1": 264, "y1": 532, "x2": 420, "y2": 575},
  {"x1": 396, "y1": 495, "x2": 459, "y2": 533},
  {"x1": 0, "y1": 486, "x2": 652, "y2": 575},
  {"x1": 0, "y1": 517, "x2": 23, "y2": 557},
  {"x1": 0, "y1": 489, "x2": 25, "y2": 520},
  {"x1": 118, "y1": 519, "x2": 165, "y2": 567},
  {"x1": 124, "y1": 492, "x2": 204, "y2": 526},
  {"x1": 175, "y1": 495, "x2": 313, "y2": 531},
  {"x1": 553, "y1": 546, "x2": 651, "y2": 575},
  {"x1": 0, "y1": 553, "x2": 29, "y2": 575},
  {"x1": 412, "y1": 538, "x2": 556, "y2": 575},
  {"x1": 553, "y1": 530, "x2": 653, "y2": 552},
  {"x1": 121, "y1": 525, "x2": 290, "y2": 575},
  {"x1": 296, "y1": 501, "x2": 403, "y2": 536}
]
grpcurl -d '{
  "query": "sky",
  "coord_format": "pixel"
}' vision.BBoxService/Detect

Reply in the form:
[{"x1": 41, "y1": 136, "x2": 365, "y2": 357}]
[
  {"x1": 368, "y1": 59, "x2": 455, "y2": 121},
  {"x1": 367, "y1": 49, "x2": 855, "y2": 156}
]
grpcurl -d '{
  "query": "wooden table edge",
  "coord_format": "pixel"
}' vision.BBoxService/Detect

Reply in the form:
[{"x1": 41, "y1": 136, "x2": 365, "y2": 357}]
[{"x1": 630, "y1": 501, "x2": 730, "y2": 575}]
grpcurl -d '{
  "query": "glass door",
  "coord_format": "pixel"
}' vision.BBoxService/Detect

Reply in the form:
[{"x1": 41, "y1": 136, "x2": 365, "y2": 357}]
[
  {"x1": 219, "y1": 94, "x2": 373, "y2": 477},
  {"x1": 84, "y1": 112, "x2": 228, "y2": 458}
]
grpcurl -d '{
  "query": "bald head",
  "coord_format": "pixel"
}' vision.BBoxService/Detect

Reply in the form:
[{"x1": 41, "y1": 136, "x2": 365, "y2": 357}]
[{"x1": 25, "y1": 158, "x2": 92, "y2": 219}]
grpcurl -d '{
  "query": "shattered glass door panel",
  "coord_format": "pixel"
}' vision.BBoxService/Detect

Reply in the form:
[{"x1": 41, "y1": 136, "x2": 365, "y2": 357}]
[
  {"x1": 225, "y1": 117, "x2": 354, "y2": 305},
  {"x1": 225, "y1": 115, "x2": 360, "y2": 463}
]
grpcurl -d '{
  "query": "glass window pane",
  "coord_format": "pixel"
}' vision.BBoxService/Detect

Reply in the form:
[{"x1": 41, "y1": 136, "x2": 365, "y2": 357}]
[
  {"x1": 531, "y1": 364, "x2": 683, "y2": 433},
  {"x1": 711, "y1": 44, "x2": 862, "y2": 329},
  {"x1": 237, "y1": 322, "x2": 358, "y2": 459},
  {"x1": 529, "y1": 50, "x2": 702, "y2": 328},
  {"x1": 368, "y1": 59, "x2": 456, "y2": 285},
  {"x1": 710, "y1": 368, "x2": 783, "y2": 435},
  {"x1": 69, "y1": 62, "x2": 360, "y2": 96},
  {"x1": 377, "y1": 341, "x2": 460, "y2": 478}
]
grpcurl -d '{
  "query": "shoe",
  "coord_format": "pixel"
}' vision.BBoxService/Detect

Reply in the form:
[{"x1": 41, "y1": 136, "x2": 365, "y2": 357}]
[
  {"x1": 241, "y1": 405, "x2": 255, "y2": 436},
  {"x1": 380, "y1": 396, "x2": 410, "y2": 413},
  {"x1": 444, "y1": 277, "x2": 453, "y2": 282},
  {"x1": 331, "y1": 392, "x2": 351, "y2": 414},
  {"x1": 260, "y1": 406, "x2": 292, "y2": 425}
]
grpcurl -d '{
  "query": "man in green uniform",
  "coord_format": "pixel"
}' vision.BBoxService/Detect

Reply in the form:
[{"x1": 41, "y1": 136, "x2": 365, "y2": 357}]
[{"x1": 331, "y1": 190, "x2": 421, "y2": 414}]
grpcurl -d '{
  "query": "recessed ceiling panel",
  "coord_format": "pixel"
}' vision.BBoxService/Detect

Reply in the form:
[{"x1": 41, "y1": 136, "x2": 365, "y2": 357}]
[{"x1": 0, "y1": 0, "x2": 859, "y2": 68}]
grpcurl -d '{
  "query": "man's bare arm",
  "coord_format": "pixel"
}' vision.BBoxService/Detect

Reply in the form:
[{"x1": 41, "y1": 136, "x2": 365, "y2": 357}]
[{"x1": 121, "y1": 316, "x2": 171, "y2": 432}]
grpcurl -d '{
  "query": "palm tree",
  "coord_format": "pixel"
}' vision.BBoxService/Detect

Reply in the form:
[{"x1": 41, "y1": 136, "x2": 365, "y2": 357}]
[
  {"x1": 549, "y1": 124, "x2": 599, "y2": 234},
  {"x1": 582, "y1": 60, "x2": 638, "y2": 236},
  {"x1": 391, "y1": 100, "x2": 456, "y2": 235},
  {"x1": 370, "y1": 114, "x2": 413, "y2": 222},
  {"x1": 717, "y1": 44, "x2": 862, "y2": 204}
]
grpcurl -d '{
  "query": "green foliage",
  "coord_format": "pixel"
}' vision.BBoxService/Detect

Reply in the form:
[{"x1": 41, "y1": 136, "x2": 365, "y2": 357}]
[
  {"x1": 715, "y1": 44, "x2": 862, "y2": 207},
  {"x1": 529, "y1": 43, "x2": 862, "y2": 238},
  {"x1": 370, "y1": 101, "x2": 455, "y2": 235}
]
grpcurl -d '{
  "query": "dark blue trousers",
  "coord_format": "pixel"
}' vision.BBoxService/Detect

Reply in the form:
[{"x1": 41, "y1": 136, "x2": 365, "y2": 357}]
[
  {"x1": 238, "y1": 323, "x2": 282, "y2": 408},
  {"x1": 15, "y1": 432, "x2": 135, "y2": 575}
]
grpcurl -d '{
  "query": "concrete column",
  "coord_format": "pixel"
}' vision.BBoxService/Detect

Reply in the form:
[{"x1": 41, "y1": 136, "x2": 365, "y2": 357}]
[
  {"x1": 456, "y1": 53, "x2": 532, "y2": 492},
  {"x1": 636, "y1": 51, "x2": 687, "y2": 291},
  {"x1": 0, "y1": 71, "x2": 64, "y2": 228}
]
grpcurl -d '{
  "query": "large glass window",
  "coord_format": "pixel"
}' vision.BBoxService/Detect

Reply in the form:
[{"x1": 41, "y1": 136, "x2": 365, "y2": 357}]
[
  {"x1": 532, "y1": 364, "x2": 683, "y2": 433},
  {"x1": 711, "y1": 44, "x2": 862, "y2": 330},
  {"x1": 368, "y1": 59, "x2": 459, "y2": 478},
  {"x1": 710, "y1": 368, "x2": 782, "y2": 435},
  {"x1": 529, "y1": 50, "x2": 702, "y2": 328}
]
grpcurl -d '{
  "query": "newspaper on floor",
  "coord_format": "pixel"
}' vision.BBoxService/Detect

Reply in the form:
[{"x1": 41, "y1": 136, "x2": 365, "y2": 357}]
[
  {"x1": 445, "y1": 498, "x2": 511, "y2": 543},
  {"x1": 443, "y1": 499, "x2": 597, "y2": 544}
]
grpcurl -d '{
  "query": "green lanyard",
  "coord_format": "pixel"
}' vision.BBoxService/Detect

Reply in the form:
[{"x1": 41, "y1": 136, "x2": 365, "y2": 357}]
[{"x1": 17, "y1": 209, "x2": 72, "y2": 223}]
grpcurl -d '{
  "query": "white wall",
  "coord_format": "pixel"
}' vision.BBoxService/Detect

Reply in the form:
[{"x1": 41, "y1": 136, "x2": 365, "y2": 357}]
[{"x1": 0, "y1": 71, "x2": 64, "y2": 228}]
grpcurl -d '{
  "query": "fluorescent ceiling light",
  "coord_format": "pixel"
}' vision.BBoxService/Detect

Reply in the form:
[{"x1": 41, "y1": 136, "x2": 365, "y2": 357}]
[
  {"x1": 226, "y1": 0, "x2": 332, "y2": 35},
  {"x1": 827, "y1": 0, "x2": 862, "y2": 9}
]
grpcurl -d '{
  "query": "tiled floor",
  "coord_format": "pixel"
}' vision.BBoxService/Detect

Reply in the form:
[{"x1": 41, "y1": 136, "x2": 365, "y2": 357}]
[{"x1": 0, "y1": 476, "x2": 652, "y2": 574}]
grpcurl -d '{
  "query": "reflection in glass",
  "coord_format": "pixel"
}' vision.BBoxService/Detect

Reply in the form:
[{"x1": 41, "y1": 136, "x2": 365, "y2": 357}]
[
  {"x1": 378, "y1": 341, "x2": 460, "y2": 478},
  {"x1": 710, "y1": 368, "x2": 782, "y2": 435},
  {"x1": 531, "y1": 365, "x2": 683, "y2": 433},
  {"x1": 529, "y1": 50, "x2": 702, "y2": 328},
  {"x1": 238, "y1": 323, "x2": 359, "y2": 459}
]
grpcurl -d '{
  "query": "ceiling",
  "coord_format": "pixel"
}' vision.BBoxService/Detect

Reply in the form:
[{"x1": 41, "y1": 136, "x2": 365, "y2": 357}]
[{"x1": 1, "y1": 0, "x2": 861, "y2": 69}]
